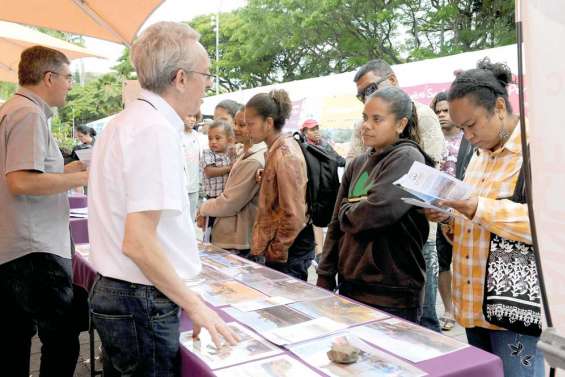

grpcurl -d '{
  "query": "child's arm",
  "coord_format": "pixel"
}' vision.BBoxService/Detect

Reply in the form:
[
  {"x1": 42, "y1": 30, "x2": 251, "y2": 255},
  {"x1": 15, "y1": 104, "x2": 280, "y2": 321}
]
[{"x1": 203, "y1": 164, "x2": 232, "y2": 178}]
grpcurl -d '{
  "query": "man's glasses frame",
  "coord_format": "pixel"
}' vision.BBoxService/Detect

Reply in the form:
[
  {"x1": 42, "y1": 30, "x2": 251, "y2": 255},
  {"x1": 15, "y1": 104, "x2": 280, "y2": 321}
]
[
  {"x1": 171, "y1": 69, "x2": 217, "y2": 82},
  {"x1": 356, "y1": 75, "x2": 390, "y2": 103},
  {"x1": 44, "y1": 70, "x2": 74, "y2": 83}
]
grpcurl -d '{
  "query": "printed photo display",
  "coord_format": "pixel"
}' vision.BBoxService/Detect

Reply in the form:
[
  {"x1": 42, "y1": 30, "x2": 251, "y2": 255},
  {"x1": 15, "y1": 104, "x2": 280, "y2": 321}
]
[
  {"x1": 246, "y1": 278, "x2": 333, "y2": 301},
  {"x1": 223, "y1": 305, "x2": 313, "y2": 332},
  {"x1": 289, "y1": 296, "x2": 389, "y2": 326},
  {"x1": 351, "y1": 318, "x2": 468, "y2": 362},
  {"x1": 179, "y1": 322, "x2": 281, "y2": 370},
  {"x1": 231, "y1": 265, "x2": 289, "y2": 284},
  {"x1": 263, "y1": 317, "x2": 347, "y2": 346},
  {"x1": 289, "y1": 333, "x2": 427, "y2": 377},
  {"x1": 214, "y1": 355, "x2": 319, "y2": 377},
  {"x1": 191, "y1": 280, "x2": 267, "y2": 306}
]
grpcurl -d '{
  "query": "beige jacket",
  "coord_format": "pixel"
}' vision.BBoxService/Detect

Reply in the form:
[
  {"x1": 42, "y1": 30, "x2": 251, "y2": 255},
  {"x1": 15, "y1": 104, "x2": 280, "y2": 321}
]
[
  {"x1": 251, "y1": 134, "x2": 309, "y2": 262},
  {"x1": 199, "y1": 142, "x2": 267, "y2": 250}
]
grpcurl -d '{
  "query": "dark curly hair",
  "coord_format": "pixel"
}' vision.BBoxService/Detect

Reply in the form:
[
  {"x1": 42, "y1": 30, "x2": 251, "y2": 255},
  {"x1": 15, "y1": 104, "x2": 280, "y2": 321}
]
[{"x1": 448, "y1": 57, "x2": 513, "y2": 114}]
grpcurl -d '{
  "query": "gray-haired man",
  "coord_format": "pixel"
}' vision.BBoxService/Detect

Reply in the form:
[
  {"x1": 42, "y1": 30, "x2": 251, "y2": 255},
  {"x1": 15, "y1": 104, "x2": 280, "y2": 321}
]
[
  {"x1": 88, "y1": 22, "x2": 237, "y2": 376},
  {"x1": 0, "y1": 46, "x2": 88, "y2": 376}
]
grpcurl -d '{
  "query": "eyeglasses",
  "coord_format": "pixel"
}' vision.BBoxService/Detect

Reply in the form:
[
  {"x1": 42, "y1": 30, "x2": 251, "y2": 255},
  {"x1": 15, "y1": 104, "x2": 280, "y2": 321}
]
[
  {"x1": 44, "y1": 71, "x2": 73, "y2": 83},
  {"x1": 356, "y1": 75, "x2": 390, "y2": 103},
  {"x1": 172, "y1": 69, "x2": 217, "y2": 82}
]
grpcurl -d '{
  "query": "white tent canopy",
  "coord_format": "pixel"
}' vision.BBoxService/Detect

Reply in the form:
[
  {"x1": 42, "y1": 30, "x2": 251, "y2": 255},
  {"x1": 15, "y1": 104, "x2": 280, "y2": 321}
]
[{"x1": 201, "y1": 44, "x2": 518, "y2": 121}]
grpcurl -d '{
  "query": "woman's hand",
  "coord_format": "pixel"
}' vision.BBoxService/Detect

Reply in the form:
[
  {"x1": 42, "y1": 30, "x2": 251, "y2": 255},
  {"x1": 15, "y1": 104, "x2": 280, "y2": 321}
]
[
  {"x1": 196, "y1": 213, "x2": 206, "y2": 229},
  {"x1": 438, "y1": 196, "x2": 479, "y2": 220},
  {"x1": 255, "y1": 169, "x2": 264, "y2": 184},
  {"x1": 423, "y1": 208, "x2": 451, "y2": 223}
]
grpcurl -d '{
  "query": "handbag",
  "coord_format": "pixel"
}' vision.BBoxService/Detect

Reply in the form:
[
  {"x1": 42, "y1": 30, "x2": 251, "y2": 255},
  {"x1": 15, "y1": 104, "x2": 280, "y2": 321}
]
[{"x1": 482, "y1": 165, "x2": 542, "y2": 336}]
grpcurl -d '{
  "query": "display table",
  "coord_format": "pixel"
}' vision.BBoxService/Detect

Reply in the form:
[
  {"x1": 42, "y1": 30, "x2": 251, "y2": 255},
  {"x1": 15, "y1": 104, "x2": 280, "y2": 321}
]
[
  {"x1": 72, "y1": 249, "x2": 503, "y2": 377},
  {"x1": 69, "y1": 193, "x2": 88, "y2": 209}
]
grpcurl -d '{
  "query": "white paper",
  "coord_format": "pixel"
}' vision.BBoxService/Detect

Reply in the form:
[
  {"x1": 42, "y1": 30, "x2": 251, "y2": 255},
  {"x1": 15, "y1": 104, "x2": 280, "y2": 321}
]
[
  {"x1": 74, "y1": 148, "x2": 92, "y2": 166},
  {"x1": 231, "y1": 296, "x2": 296, "y2": 312},
  {"x1": 69, "y1": 207, "x2": 89, "y2": 218},
  {"x1": 289, "y1": 332, "x2": 427, "y2": 377},
  {"x1": 394, "y1": 161, "x2": 473, "y2": 203},
  {"x1": 263, "y1": 317, "x2": 347, "y2": 346},
  {"x1": 179, "y1": 322, "x2": 282, "y2": 370},
  {"x1": 214, "y1": 355, "x2": 319, "y2": 377},
  {"x1": 400, "y1": 197, "x2": 452, "y2": 214},
  {"x1": 350, "y1": 318, "x2": 468, "y2": 362}
]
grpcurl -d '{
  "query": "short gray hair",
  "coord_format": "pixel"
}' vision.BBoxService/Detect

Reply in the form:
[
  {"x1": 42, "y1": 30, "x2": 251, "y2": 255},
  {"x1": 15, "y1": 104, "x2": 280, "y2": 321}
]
[
  {"x1": 131, "y1": 21, "x2": 202, "y2": 94},
  {"x1": 353, "y1": 59, "x2": 394, "y2": 83}
]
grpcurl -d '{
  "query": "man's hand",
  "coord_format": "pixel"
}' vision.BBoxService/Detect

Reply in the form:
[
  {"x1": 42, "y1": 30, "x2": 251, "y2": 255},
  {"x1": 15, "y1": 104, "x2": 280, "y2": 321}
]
[
  {"x1": 64, "y1": 160, "x2": 87, "y2": 173},
  {"x1": 186, "y1": 300, "x2": 238, "y2": 348},
  {"x1": 438, "y1": 196, "x2": 479, "y2": 220}
]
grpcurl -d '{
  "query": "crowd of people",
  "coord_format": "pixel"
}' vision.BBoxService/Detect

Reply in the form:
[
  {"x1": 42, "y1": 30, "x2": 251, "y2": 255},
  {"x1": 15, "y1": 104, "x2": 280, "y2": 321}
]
[{"x1": 0, "y1": 20, "x2": 543, "y2": 377}]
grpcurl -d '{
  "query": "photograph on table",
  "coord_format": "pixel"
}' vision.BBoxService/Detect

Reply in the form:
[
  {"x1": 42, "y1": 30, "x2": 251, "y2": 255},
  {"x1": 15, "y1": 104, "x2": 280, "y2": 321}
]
[
  {"x1": 246, "y1": 278, "x2": 333, "y2": 301},
  {"x1": 214, "y1": 355, "x2": 319, "y2": 377},
  {"x1": 289, "y1": 333, "x2": 427, "y2": 377},
  {"x1": 231, "y1": 296, "x2": 296, "y2": 312},
  {"x1": 231, "y1": 264, "x2": 289, "y2": 284},
  {"x1": 201, "y1": 253, "x2": 255, "y2": 271},
  {"x1": 350, "y1": 318, "x2": 468, "y2": 362},
  {"x1": 192, "y1": 280, "x2": 267, "y2": 306},
  {"x1": 289, "y1": 296, "x2": 389, "y2": 326},
  {"x1": 180, "y1": 322, "x2": 282, "y2": 370},
  {"x1": 197, "y1": 241, "x2": 228, "y2": 254},
  {"x1": 184, "y1": 264, "x2": 233, "y2": 287},
  {"x1": 223, "y1": 305, "x2": 313, "y2": 332},
  {"x1": 263, "y1": 317, "x2": 347, "y2": 346}
]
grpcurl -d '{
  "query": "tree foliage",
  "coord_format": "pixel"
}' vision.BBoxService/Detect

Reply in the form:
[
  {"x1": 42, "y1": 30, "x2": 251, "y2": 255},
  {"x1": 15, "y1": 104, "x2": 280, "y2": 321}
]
[{"x1": 189, "y1": 0, "x2": 515, "y2": 91}]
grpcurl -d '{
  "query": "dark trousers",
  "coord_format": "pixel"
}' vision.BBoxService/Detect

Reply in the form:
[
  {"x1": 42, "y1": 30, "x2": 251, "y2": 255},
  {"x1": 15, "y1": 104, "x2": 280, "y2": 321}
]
[
  {"x1": 266, "y1": 250, "x2": 315, "y2": 281},
  {"x1": 0, "y1": 253, "x2": 80, "y2": 377},
  {"x1": 90, "y1": 275, "x2": 181, "y2": 377},
  {"x1": 338, "y1": 282, "x2": 422, "y2": 324},
  {"x1": 266, "y1": 224, "x2": 316, "y2": 281}
]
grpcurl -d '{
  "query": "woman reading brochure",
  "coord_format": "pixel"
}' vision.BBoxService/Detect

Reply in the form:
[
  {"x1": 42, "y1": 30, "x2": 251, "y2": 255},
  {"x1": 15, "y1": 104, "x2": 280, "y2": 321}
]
[{"x1": 316, "y1": 87, "x2": 434, "y2": 323}]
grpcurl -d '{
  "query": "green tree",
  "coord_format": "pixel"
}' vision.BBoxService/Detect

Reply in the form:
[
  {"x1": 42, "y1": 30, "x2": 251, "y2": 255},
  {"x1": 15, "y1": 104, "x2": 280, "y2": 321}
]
[{"x1": 189, "y1": 0, "x2": 515, "y2": 91}]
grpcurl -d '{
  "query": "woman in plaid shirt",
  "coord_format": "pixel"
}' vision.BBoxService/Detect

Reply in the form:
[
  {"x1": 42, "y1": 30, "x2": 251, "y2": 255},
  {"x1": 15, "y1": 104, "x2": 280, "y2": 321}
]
[{"x1": 426, "y1": 58, "x2": 544, "y2": 377}]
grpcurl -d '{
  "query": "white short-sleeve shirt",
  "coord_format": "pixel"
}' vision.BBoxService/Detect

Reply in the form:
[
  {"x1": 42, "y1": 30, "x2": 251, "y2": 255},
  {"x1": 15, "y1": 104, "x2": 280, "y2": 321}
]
[{"x1": 88, "y1": 89, "x2": 201, "y2": 285}]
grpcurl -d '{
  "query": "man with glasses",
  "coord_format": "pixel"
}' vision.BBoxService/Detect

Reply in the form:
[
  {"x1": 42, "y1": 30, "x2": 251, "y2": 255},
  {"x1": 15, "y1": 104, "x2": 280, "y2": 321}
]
[
  {"x1": 0, "y1": 46, "x2": 88, "y2": 376},
  {"x1": 88, "y1": 22, "x2": 237, "y2": 376},
  {"x1": 346, "y1": 59, "x2": 446, "y2": 333}
]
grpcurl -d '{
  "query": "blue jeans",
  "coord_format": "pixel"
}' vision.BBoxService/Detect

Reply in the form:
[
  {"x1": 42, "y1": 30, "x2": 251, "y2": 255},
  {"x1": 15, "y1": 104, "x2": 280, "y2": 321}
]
[
  {"x1": 466, "y1": 327, "x2": 545, "y2": 377},
  {"x1": 419, "y1": 240, "x2": 441, "y2": 332},
  {"x1": 0, "y1": 253, "x2": 80, "y2": 377},
  {"x1": 90, "y1": 275, "x2": 181, "y2": 377}
]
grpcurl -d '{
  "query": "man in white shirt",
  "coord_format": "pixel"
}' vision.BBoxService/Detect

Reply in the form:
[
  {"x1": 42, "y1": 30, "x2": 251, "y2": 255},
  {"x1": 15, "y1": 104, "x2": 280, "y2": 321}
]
[{"x1": 88, "y1": 22, "x2": 236, "y2": 376}]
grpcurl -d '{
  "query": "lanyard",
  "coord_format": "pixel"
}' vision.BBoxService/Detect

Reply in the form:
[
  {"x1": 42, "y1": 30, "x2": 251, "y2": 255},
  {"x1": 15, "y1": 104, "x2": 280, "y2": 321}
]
[{"x1": 137, "y1": 98, "x2": 157, "y2": 110}]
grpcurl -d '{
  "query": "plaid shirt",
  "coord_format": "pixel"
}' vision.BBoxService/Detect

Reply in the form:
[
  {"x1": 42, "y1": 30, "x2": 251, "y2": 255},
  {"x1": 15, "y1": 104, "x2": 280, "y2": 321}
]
[
  {"x1": 201, "y1": 149, "x2": 232, "y2": 198},
  {"x1": 452, "y1": 124, "x2": 530, "y2": 329}
]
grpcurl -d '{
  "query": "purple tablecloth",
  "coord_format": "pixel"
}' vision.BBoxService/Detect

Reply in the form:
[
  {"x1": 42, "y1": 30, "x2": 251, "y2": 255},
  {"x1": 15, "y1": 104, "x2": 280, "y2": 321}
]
[
  {"x1": 70, "y1": 217, "x2": 89, "y2": 244},
  {"x1": 71, "y1": 251, "x2": 503, "y2": 377},
  {"x1": 68, "y1": 194, "x2": 88, "y2": 209}
]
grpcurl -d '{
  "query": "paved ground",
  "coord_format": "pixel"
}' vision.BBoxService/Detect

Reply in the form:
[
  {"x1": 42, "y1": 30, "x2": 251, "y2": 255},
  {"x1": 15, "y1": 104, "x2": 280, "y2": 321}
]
[{"x1": 30, "y1": 264, "x2": 467, "y2": 376}]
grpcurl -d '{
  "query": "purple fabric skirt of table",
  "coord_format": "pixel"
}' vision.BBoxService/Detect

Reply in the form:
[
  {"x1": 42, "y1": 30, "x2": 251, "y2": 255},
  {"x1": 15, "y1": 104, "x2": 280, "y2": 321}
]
[
  {"x1": 68, "y1": 194, "x2": 88, "y2": 209},
  {"x1": 70, "y1": 218, "x2": 89, "y2": 244},
  {"x1": 71, "y1": 252, "x2": 503, "y2": 377}
]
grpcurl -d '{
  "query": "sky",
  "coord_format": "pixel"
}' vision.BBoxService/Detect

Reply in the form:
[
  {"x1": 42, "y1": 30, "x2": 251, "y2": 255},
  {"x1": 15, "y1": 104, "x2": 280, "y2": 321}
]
[{"x1": 71, "y1": 0, "x2": 247, "y2": 74}]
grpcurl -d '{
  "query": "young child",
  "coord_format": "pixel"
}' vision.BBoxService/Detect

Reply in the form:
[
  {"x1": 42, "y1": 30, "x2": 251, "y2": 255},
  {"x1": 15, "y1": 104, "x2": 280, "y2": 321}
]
[{"x1": 201, "y1": 120, "x2": 235, "y2": 200}]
